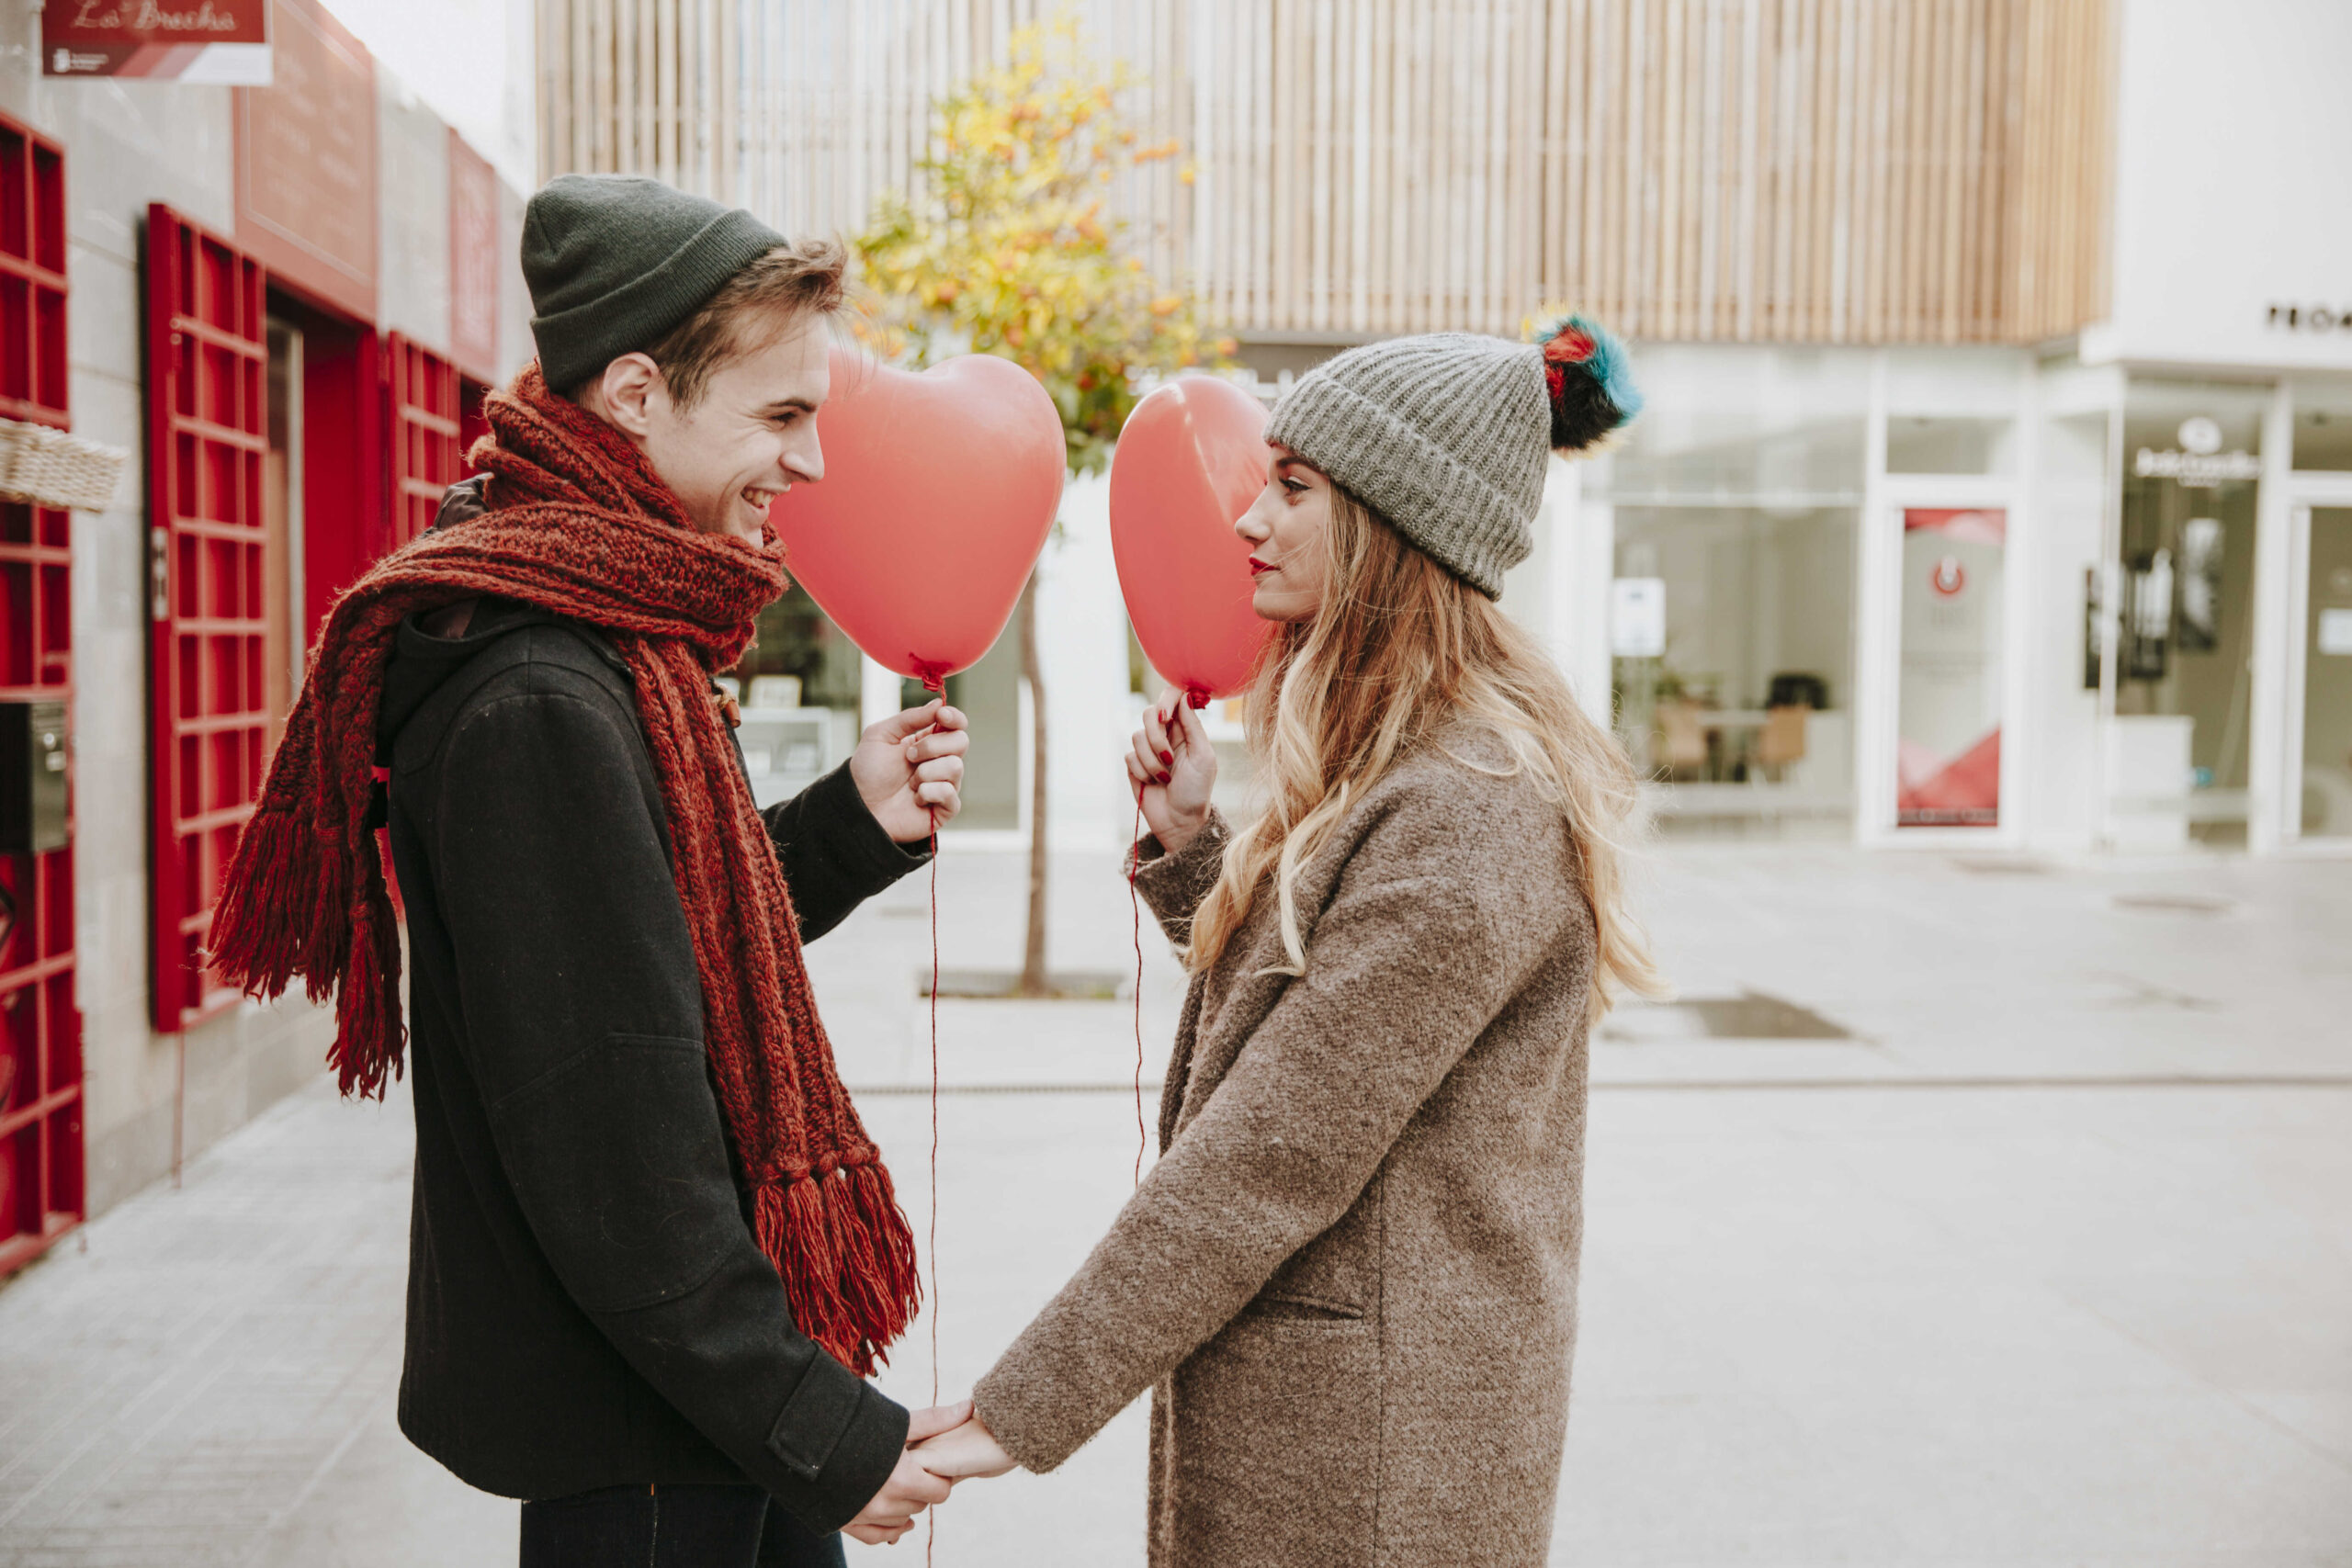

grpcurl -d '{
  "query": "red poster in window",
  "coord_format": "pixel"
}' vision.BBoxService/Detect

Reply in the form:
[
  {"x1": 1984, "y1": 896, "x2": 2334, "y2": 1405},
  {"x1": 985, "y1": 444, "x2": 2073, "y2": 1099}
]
[
  {"x1": 1896, "y1": 508, "x2": 2007, "y2": 829},
  {"x1": 0, "y1": 111, "x2": 85, "y2": 1278},
  {"x1": 448, "y1": 130, "x2": 501, "y2": 386},
  {"x1": 42, "y1": 0, "x2": 270, "y2": 83},
  {"x1": 232, "y1": 0, "x2": 375, "y2": 321},
  {"x1": 144, "y1": 204, "x2": 270, "y2": 1032}
]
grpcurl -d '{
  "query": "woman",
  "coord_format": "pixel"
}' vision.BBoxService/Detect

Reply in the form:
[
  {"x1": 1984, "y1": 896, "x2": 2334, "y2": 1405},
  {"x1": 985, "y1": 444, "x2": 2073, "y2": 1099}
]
[{"x1": 918, "y1": 321, "x2": 1658, "y2": 1565}]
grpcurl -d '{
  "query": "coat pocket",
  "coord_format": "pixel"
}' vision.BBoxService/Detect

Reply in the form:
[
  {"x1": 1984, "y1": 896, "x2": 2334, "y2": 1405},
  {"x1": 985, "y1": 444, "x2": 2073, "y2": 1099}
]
[{"x1": 1166, "y1": 1312, "x2": 1380, "y2": 1568}]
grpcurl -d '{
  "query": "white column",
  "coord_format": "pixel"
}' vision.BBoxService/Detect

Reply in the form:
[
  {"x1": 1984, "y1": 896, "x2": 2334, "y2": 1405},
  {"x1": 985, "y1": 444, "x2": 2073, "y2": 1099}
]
[
  {"x1": 1037, "y1": 469, "x2": 1133, "y2": 851},
  {"x1": 860, "y1": 655, "x2": 902, "y2": 732},
  {"x1": 2246, "y1": 383, "x2": 2296, "y2": 853}
]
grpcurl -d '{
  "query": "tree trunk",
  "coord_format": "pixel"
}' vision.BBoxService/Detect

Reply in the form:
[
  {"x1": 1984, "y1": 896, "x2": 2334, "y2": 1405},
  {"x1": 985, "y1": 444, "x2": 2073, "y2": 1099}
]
[{"x1": 1018, "y1": 570, "x2": 1051, "y2": 998}]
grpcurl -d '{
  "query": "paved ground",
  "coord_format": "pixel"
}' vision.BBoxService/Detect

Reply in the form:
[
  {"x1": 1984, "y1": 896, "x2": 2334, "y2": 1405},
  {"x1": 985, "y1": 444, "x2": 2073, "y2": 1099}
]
[{"x1": 3, "y1": 843, "x2": 2349, "y2": 1565}]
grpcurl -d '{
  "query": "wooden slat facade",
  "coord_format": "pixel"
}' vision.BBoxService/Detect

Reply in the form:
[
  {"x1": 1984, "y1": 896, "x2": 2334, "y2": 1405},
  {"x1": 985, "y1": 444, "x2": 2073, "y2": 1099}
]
[{"x1": 537, "y1": 0, "x2": 2112, "y2": 345}]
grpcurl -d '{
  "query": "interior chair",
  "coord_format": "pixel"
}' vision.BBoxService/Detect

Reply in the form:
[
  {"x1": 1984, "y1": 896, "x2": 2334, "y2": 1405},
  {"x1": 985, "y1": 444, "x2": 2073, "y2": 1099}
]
[
  {"x1": 1656, "y1": 699, "x2": 1709, "y2": 782},
  {"x1": 1753, "y1": 704, "x2": 1809, "y2": 782}
]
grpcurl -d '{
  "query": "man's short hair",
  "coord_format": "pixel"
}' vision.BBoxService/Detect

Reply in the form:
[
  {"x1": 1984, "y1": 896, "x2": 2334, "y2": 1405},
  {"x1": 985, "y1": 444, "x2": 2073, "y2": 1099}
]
[{"x1": 635, "y1": 237, "x2": 849, "y2": 410}]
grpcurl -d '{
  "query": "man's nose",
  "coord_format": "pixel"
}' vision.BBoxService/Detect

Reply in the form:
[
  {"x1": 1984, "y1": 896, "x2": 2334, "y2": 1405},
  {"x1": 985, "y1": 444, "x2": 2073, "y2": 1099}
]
[{"x1": 786, "y1": 431, "x2": 823, "y2": 485}]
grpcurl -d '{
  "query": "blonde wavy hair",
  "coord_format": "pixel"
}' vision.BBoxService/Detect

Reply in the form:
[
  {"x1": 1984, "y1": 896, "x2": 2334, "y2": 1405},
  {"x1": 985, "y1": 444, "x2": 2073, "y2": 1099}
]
[{"x1": 1185, "y1": 486, "x2": 1661, "y2": 1020}]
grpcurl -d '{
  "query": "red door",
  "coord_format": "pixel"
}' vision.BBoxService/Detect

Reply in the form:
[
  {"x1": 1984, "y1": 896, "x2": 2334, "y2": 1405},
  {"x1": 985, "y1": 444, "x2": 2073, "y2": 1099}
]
[
  {"x1": 0, "y1": 113, "x2": 85, "y2": 1274},
  {"x1": 387, "y1": 333, "x2": 460, "y2": 544},
  {"x1": 144, "y1": 205, "x2": 269, "y2": 1034}
]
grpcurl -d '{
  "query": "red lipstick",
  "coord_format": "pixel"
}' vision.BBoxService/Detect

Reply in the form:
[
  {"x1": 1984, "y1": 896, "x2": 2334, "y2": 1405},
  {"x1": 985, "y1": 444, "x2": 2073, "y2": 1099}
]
[{"x1": 1248, "y1": 557, "x2": 1275, "y2": 576}]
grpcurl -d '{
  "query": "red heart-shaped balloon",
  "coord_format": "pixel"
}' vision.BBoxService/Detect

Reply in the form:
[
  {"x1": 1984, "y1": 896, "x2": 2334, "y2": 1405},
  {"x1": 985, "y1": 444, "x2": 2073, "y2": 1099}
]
[
  {"x1": 1110, "y1": 377, "x2": 1273, "y2": 704},
  {"x1": 770, "y1": 348, "x2": 1064, "y2": 686}
]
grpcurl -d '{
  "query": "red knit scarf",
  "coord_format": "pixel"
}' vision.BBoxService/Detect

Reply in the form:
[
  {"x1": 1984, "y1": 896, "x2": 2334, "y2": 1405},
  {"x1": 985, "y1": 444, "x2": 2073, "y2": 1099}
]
[{"x1": 209, "y1": 366, "x2": 918, "y2": 1373}]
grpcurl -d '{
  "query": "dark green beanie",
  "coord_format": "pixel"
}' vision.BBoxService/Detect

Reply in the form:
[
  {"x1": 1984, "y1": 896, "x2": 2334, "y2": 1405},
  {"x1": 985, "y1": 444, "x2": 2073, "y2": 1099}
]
[{"x1": 522, "y1": 174, "x2": 789, "y2": 391}]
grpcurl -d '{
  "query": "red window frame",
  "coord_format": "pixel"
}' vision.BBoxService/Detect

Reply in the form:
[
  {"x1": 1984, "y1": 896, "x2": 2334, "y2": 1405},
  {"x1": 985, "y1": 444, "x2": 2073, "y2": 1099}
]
[
  {"x1": 387, "y1": 333, "x2": 460, "y2": 545},
  {"x1": 0, "y1": 112, "x2": 85, "y2": 1276},
  {"x1": 144, "y1": 204, "x2": 269, "y2": 1035}
]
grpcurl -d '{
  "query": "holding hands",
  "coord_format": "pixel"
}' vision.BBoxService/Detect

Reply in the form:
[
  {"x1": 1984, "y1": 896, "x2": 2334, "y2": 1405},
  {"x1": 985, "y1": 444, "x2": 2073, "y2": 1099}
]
[
  {"x1": 1127, "y1": 688, "x2": 1218, "y2": 857},
  {"x1": 844, "y1": 1401, "x2": 1015, "y2": 1547},
  {"x1": 843, "y1": 1401, "x2": 968, "y2": 1546}
]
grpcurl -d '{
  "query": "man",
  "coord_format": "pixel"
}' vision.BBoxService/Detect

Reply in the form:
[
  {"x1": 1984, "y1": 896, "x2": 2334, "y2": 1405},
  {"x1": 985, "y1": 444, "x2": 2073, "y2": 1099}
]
[{"x1": 211, "y1": 175, "x2": 967, "y2": 1565}]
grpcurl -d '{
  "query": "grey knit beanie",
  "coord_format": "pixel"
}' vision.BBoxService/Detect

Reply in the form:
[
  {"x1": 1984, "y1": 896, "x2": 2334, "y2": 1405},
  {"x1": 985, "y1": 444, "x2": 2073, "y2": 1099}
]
[
  {"x1": 1265, "y1": 320, "x2": 1642, "y2": 597},
  {"x1": 523, "y1": 174, "x2": 788, "y2": 391}
]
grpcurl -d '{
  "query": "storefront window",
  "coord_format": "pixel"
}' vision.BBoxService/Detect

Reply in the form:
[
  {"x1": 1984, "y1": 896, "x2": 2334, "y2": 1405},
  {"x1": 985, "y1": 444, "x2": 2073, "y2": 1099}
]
[
  {"x1": 738, "y1": 583, "x2": 865, "y2": 712},
  {"x1": 2302, "y1": 508, "x2": 2352, "y2": 839},
  {"x1": 1592, "y1": 347, "x2": 1869, "y2": 837},
  {"x1": 1610, "y1": 507, "x2": 1859, "y2": 834},
  {"x1": 1886, "y1": 416, "x2": 2018, "y2": 476},
  {"x1": 2114, "y1": 379, "x2": 2267, "y2": 846},
  {"x1": 2290, "y1": 378, "x2": 2352, "y2": 471}
]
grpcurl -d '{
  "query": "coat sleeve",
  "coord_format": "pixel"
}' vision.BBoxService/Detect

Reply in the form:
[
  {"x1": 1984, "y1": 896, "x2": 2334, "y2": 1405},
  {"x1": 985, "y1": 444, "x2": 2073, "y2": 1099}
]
[
  {"x1": 762, "y1": 758, "x2": 931, "y2": 942},
  {"x1": 972, "y1": 778, "x2": 1577, "y2": 1472},
  {"x1": 1127, "y1": 809, "x2": 1232, "y2": 947},
  {"x1": 433, "y1": 687, "x2": 909, "y2": 1531}
]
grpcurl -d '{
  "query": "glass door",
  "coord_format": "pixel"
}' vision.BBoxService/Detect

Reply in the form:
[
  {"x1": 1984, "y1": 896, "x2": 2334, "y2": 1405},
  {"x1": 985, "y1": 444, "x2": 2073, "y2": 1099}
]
[
  {"x1": 2298, "y1": 506, "x2": 2352, "y2": 840},
  {"x1": 1894, "y1": 509, "x2": 2007, "y2": 828}
]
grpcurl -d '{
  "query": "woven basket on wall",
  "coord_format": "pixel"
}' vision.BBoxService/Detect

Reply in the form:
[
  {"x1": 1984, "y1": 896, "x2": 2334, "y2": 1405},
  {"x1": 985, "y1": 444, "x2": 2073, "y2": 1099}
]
[{"x1": 0, "y1": 418, "x2": 131, "y2": 513}]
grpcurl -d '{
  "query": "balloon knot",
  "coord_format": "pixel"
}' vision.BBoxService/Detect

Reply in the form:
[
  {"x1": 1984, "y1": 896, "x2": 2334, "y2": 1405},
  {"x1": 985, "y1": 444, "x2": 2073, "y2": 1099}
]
[
  {"x1": 1186, "y1": 690, "x2": 1211, "y2": 709},
  {"x1": 914, "y1": 662, "x2": 947, "y2": 694}
]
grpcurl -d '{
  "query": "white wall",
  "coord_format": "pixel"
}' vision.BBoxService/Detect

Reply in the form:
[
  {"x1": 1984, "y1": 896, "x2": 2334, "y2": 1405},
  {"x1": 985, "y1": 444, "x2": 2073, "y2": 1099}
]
[
  {"x1": 324, "y1": 0, "x2": 537, "y2": 194},
  {"x1": 377, "y1": 69, "x2": 453, "y2": 355},
  {"x1": 1035, "y1": 470, "x2": 1139, "y2": 852},
  {"x1": 2085, "y1": 0, "x2": 2352, "y2": 371}
]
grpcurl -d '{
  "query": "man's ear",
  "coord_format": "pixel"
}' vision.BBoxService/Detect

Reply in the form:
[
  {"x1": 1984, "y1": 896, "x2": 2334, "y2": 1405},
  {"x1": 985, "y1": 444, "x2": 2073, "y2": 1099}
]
[{"x1": 589, "y1": 352, "x2": 667, "y2": 440}]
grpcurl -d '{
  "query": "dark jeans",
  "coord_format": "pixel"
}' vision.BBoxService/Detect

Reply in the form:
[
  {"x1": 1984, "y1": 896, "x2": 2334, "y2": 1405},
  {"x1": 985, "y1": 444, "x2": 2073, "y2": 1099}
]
[{"x1": 518, "y1": 1483, "x2": 847, "y2": 1568}]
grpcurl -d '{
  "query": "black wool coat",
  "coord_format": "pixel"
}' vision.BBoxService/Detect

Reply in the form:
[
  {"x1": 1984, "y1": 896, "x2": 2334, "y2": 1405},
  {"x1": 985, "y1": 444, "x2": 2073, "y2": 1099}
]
[{"x1": 377, "y1": 486, "x2": 925, "y2": 1529}]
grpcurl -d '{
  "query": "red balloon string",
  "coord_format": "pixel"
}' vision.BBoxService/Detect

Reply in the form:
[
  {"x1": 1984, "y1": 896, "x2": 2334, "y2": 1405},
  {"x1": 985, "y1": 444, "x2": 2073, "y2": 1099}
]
[
  {"x1": 1129, "y1": 795, "x2": 1148, "y2": 1189},
  {"x1": 926, "y1": 816, "x2": 939, "y2": 1567}
]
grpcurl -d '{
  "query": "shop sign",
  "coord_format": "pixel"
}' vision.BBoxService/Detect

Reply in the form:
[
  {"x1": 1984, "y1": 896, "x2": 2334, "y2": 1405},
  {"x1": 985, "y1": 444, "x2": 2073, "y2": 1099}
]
[
  {"x1": 2267, "y1": 303, "x2": 2352, "y2": 335},
  {"x1": 448, "y1": 131, "x2": 502, "y2": 385},
  {"x1": 232, "y1": 0, "x2": 375, "y2": 321},
  {"x1": 2133, "y1": 415, "x2": 2259, "y2": 488},
  {"x1": 43, "y1": 0, "x2": 270, "y2": 84},
  {"x1": 1610, "y1": 577, "x2": 1666, "y2": 659}
]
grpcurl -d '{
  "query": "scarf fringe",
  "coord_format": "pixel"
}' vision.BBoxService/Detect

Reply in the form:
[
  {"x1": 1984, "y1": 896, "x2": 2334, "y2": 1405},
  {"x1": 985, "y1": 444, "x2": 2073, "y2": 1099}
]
[
  {"x1": 328, "y1": 882, "x2": 406, "y2": 1099},
  {"x1": 755, "y1": 1166, "x2": 921, "y2": 1376},
  {"x1": 209, "y1": 787, "x2": 359, "y2": 1023}
]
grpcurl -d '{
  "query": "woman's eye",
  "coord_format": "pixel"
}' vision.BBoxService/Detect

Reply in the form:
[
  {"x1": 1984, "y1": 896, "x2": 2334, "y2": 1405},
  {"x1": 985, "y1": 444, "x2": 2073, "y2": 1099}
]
[{"x1": 1281, "y1": 479, "x2": 1306, "y2": 497}]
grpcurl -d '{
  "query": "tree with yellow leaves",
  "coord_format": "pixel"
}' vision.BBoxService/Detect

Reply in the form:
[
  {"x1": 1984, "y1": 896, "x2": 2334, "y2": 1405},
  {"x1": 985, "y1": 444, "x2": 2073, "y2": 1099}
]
[
  {"x1": 856, "y1": 15, "x2": 1233, "y2": 474},
  {"x1": 856, "y1": 16, "x2": 1233, "y2": 997}
]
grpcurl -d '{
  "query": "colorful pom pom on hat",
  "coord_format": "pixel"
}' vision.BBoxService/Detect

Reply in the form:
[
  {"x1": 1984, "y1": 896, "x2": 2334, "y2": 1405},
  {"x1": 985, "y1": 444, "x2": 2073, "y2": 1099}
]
[{"x1": 1529, "y1": 310, "x2": 1642, "y2": 453}]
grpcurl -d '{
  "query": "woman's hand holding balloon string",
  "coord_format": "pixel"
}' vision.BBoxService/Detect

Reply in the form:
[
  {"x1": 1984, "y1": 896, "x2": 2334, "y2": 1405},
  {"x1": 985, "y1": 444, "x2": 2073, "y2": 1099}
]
[{"x1": 1127, "y1": 687, "x2": 1217, "y2": 857}]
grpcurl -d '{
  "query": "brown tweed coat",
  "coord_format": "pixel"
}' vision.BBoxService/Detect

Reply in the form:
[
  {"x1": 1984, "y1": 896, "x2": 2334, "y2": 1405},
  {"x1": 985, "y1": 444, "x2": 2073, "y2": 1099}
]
[{"x1": 973, "y1": 726, "x2": 1596, "y2": 1567}]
